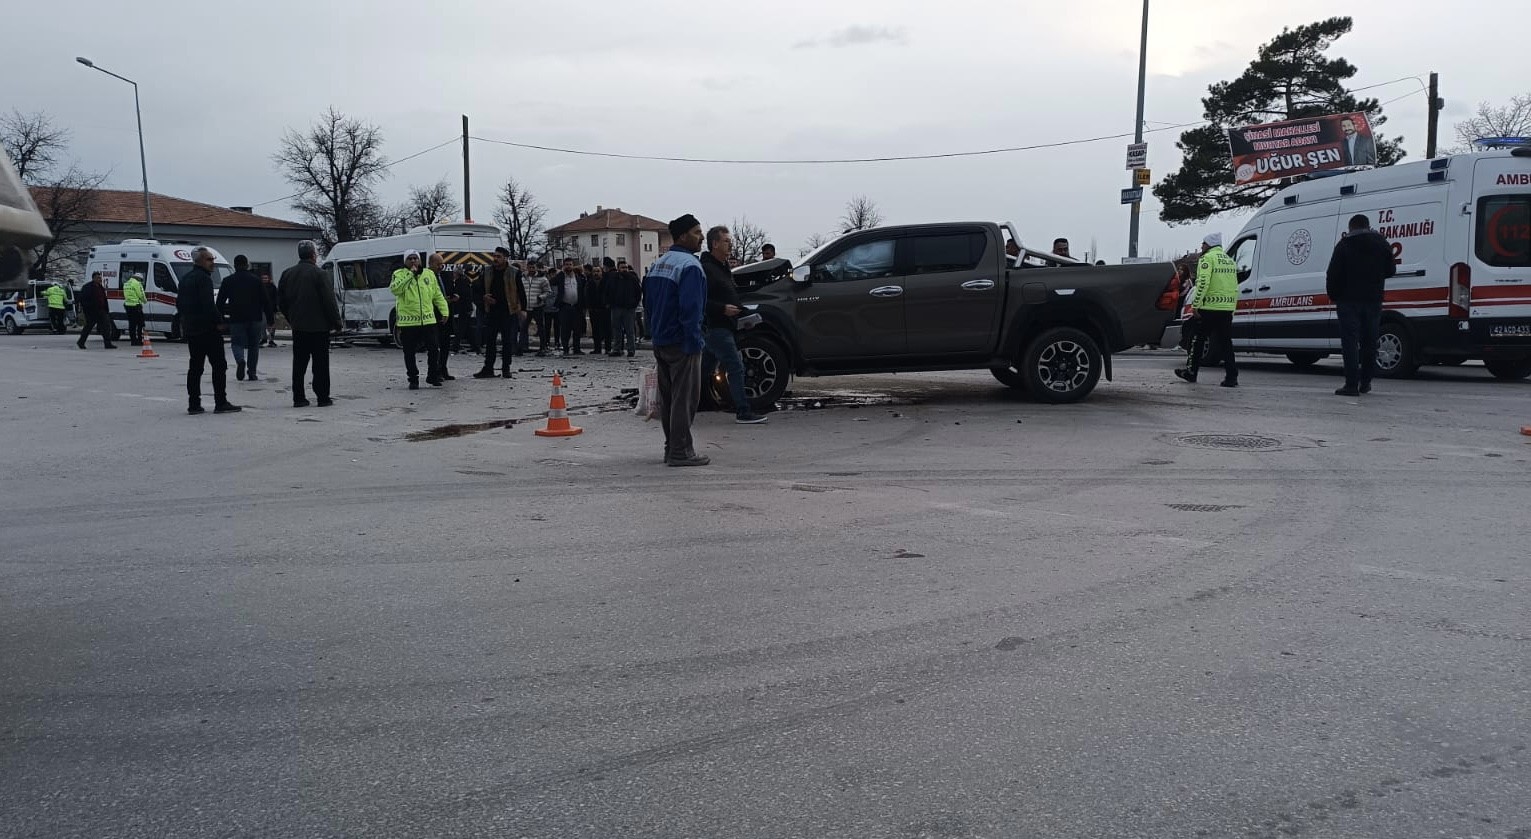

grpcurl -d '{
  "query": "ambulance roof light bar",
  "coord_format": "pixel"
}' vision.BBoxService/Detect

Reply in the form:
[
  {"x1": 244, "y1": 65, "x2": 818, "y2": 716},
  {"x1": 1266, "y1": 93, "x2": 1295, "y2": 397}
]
[{"x1": 1471, "y1": 137, "x2": 1531, "y2": 149}]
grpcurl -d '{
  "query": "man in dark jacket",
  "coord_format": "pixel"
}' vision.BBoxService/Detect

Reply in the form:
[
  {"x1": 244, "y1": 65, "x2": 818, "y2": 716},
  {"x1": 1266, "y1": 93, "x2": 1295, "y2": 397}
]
[
  {"x1": 75, "y1": 271, "x2": 116, "y2": 349},
  {"x1": 701, "y1": 226, "x2": 767, "y2": 424},
  {"x1": 279, "y1": 240, "x2": 343, "y2": 407},
  {"x1": 587, "y1": 260, "x2": 613, "y2": 355},
  {"x1": 472, "y1": 247, "x2": 526, "y2": 378},
  {"x1": 548, "y1": 258, "x2": 585, "y2": 356},
  {"x1": 217, "y1": 255, "x2": 271, "y2": 382},
  {"x1": 178, "y1": 248, "x2": 241, "y2": 414},
  {"x1": 1325, "y1": 214, "x2": 1396, "y2": 396},
  {"x1": 453, "y1": 268, "x2": 477, "y2": 353},
  {"x1": 260, "y1": 273, "x2": 280, "y2": 347},
  {"x1": 606, "y1": 260, "x2": 641, "y2": 357}
]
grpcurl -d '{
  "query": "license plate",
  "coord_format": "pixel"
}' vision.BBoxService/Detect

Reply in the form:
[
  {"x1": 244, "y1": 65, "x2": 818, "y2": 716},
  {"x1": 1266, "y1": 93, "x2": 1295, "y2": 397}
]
[{"x1": 1489, "y1": 324, "x2": 1531, "y2": 338}]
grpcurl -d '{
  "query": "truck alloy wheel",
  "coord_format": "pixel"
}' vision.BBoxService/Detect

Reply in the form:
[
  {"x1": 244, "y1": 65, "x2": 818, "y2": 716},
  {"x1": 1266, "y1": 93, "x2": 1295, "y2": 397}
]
[
  {"x1": 1022, "y1": 326, "x2": 1102, "y2": 403},
  {"x1": 734, "y1": 334, "x2": 791, "y2": 410}
]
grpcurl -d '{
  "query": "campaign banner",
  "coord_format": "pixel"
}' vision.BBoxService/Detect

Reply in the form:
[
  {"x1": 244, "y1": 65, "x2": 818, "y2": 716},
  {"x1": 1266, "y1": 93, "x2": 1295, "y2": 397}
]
[{"x1": 1228, "y1": 113, "x2": 1375, "y2": 185}]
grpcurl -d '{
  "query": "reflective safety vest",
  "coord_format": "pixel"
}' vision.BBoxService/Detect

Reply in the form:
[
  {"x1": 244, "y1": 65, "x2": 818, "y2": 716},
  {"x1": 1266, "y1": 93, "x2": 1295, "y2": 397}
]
[
  {"x1": 122, "y1": 277, "x2": 147, "y2": 307},
  {"x1": 389, "y1": 268, "x2": 449, "y2": 327},
  {"x1": 1192, "y1": 246, "x2": 1239, "y2": 312},
  {"x1": 44, "y1": 284, "x2": 66, "y2": 309}
]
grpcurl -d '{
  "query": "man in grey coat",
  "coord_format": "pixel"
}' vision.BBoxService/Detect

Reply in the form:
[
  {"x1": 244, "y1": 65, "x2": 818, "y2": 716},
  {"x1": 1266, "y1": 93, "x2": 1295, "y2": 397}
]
[{"x1": 278, "y1": 240, "x2": 343, "y2": 407}]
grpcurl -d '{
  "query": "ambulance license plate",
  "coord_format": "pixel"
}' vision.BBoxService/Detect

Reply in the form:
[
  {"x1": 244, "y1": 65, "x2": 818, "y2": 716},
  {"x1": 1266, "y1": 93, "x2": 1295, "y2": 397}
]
[{"x1": 1489, "y1": 324, "x2": 1531, "y2": 338}]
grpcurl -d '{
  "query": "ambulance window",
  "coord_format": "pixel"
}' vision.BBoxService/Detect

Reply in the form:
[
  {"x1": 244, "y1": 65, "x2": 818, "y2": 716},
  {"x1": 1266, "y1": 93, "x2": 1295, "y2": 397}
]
[
  {"x1": 121, "y1": 262, "x2": 148, "y2": 291},
  {"x1": 1229, "y1": 237, "x2": 1258, "y2": 282},
  {"x1": 153, "y1": 263, "x2": 179, "y2": 292},
  {"x1": 1476, "y1": 195, "x2": 1531, "y2": 267}
]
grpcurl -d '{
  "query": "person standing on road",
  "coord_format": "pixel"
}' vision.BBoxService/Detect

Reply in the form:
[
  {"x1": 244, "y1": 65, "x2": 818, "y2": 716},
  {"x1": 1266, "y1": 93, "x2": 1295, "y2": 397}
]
[
  {"x1": 217, "y1": 255, "x2": 269, "y2": 382},
  {"x1": 453, "y1": 266, "x2": 478, "y2": 355},
  {"x1": 473, "y1": 247, "x2": 527, "y2": 379},
  {"x1": 1326, "y1": 214, "x2": 1396, "y2": 396},
  {"x1": 646, "y1": 214, "x2": 710, "y2": 467},
  {"x1": 260, "y1": 273, "x2": 280, "y2": 347},
  {"x1": 1174, "y1": 233, "x2": 1240, "y2": 388},
  {"x1": 549, "y1": 258, "x2": 584, "y2": 357},
  {"x1": 427, "y1": 253, "x2": 456, "y2": 382},
  {"x1": 75, "y1": 272, "x2": 115, "y2": 349},
  {"x1": 523, "y1": 264, "x2": 552, "y2": 356},
  {"x1": 701, "y1": 226, "x2": 767, "y2": 425},
  {"x1": 178, "y1": 247, "x2": 241, "y2": 415},
  {"x1": 44, "y1": 280, "x2": 68, "y2": 334},
  {"x1": 279, "y1": 240, "x2": 343, "y2": 407},
  {"x1": 121, "y1": 272, "x2": 147, "y2": 345},
  {"x1": 587, "y1": 260, "x2": 612, "y2": 355},
  {"x1": 389, "y1": 250, "x2": 449, "y2": 390},
  {"x1": 606, "y1": 259, "x2": 641, "y2": 357}
]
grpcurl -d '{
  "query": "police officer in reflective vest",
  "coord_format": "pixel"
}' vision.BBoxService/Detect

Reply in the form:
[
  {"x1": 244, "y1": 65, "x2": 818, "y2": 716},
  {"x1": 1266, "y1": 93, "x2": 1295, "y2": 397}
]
[
  {"x1": 122, "y1": 273, "x2": 147, "y2": 345},
  {"x1": 44, "y1": 281, "x2": 68, "y2": 334},
  {"x1": 1175, "y1": 233, "x2": 1240, "y2": 387}
]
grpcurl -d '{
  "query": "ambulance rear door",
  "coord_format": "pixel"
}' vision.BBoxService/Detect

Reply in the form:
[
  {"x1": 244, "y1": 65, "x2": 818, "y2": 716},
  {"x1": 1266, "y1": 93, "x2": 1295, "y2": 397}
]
[{"x1": 1467, "y1": 154, "x2": 1531, "y2": 348}]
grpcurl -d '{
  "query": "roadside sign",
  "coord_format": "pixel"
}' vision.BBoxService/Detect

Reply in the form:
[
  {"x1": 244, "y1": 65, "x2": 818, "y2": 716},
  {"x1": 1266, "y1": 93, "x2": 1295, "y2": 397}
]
[
  {"x1": 1121, "y1": 187, "x2": 1144, "y2": 205},
  {"x1": 1126, "y1": 142, "x2": 1148, "y2": 170},
  {"x1": 1135, "y1": 168, "x2": 1152, "y2": 186}
]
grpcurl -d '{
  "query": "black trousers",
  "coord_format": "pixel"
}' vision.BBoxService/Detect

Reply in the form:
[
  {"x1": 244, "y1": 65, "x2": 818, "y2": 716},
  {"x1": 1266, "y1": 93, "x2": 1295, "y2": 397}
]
[
  {"x1": 185, "y1": 331, "x2": 228, "y2": 406},
  {"x1": 399, "y1": 325, "x2": 440, "y2": 383},
  {"x1": 454, "y1": 309, "x2": 477, "y2": 352},
  {"x1": 536, "y1": 311, "x2": 554, "y2": 352},
  {"x1": 125, "y1": 305, "x2": 145, "y2": 343},
  {"x1": 1187, "y1": 310, "x2": 1237, "y2": 381},
  {"x1": 588, "y1": 307, "x2": 611, "y2": 353},
  {"x1": 49, "y1": 309, "x2": 66, "y2": 333},
  {"x1": 435, "y1": 320, "x2": 453, "y2": 376},
  {"x1": 292, "y1": 330, "x2": 331, "y2": 401},
  {"x1": 557, "y1": 308, "x2": 581, "y2": 351},
  {"x1": 78, "y1": 310, "x2": 113, "y2": 346},
  {"x1": 481, "y1": 311, "x2": 518, "y2": 371},
  {"x1": 1336, "y1": 301, "x2": 1382, "y2": 388}
]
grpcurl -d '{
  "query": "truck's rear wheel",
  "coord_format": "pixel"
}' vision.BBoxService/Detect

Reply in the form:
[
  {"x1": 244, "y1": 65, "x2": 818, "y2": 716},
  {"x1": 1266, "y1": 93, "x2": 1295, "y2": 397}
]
[
  {"x1": 734, "y1": 332, "x2": 791, "y2": 410},
  {"x1": 1286, "y1": 351, "x2": 1325, "y2": 369},
  {"x1": 1374, "y1": 322, "x2": 1419, "y2": 378},
  {"x1": 1022, "y1": 327, "x2": 1102, "y2": 403},
  {"x1": 1484, "y1": 357, "x2": 1531, "y2": 380}
]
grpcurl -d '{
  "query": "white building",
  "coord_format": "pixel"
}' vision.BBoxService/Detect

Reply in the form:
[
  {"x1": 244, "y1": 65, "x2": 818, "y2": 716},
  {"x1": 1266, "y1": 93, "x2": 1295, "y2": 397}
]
[{"x1": 544, "y1": 206, "x2": 672, "y2": 274}]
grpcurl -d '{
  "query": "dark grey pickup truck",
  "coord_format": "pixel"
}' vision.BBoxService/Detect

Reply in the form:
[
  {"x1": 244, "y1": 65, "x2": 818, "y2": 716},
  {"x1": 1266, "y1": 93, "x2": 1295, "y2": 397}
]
[{"x1": 721, "y1": 221, "x2": 1180, "y2": 406}]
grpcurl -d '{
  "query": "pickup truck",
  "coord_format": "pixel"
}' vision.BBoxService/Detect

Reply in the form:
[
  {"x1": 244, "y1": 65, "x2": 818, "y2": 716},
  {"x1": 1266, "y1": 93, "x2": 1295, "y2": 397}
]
[{"x1": 720, "y1": 222, "x2": 1180, "y2": 406}]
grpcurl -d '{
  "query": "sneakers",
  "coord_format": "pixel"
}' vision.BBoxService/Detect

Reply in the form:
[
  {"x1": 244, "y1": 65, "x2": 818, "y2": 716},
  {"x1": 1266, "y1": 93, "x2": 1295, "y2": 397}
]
[
  {"x1": 473, "y1": 368, "x2": 497, "y2": 379},
  {"x1": 214, "y1": 402, "x2": 242, "y2": 414},
  {"x1": 627, "y1": 351, "x2": 635, "y2": 358},
  {"x1": 1335, "y1": 386, "x2": 1360, "y2": 396},
  {"x1": 1173, "y1": 368, "x2": 1197, "y2": 383},
  {"x1": 317, "y1": 398, "x2": 334, "y2": 408},
  {"x1": 426, "y1": 377, "x2": 443, "y2": 387},
  {"x1": 667, "y1": 454, "x2": 711, "y2": 467},
  {"x1": 236, "y1": 361, "x2": 246, "y2": 381},
  {"x1": 408, "y1": 381, "x2": 420, "y2": 390},
  {"x1": 247, "y1": 372, "x2": 260, "y2": 382},
  {"x1": 736, "y1": 413, "x2": 769, "y2": 424}
]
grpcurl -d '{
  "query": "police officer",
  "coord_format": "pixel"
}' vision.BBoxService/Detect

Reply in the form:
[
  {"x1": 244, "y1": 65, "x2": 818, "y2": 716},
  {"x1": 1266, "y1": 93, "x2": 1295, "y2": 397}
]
[
  {"x1": 122, "y1": 273, "x2": 147, "y2": 345},
  {"x1": 389, "y1": 250, "x2": 449, "y2": 390},
  {"x1": 44, "y1": 280, "x2": 68, "y2": 334},
  {"x1": 1175, "y1": 233, "x2": 1239, "y2": 387}
]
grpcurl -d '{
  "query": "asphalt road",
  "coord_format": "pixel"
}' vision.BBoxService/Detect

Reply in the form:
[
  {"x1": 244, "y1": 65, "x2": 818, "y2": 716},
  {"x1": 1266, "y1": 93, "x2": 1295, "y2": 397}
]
[{"x1": 2, "y1": 334, "x2": 1528, "y2": 839}]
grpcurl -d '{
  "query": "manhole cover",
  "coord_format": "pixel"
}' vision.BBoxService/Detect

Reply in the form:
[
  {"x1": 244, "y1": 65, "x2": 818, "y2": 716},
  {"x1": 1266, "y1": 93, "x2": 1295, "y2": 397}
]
[
  {"x1": 1173, "y1": 433, "x2": 1283, "y2": 451},
  {"x1": 1166, "y1": 503, "x2": 1245, "y2": 513}
]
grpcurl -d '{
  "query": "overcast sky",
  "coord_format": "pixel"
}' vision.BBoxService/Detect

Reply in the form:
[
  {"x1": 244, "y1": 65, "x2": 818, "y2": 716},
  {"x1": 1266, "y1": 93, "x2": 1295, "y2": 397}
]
[{"x1": 8, "y1": 0, "x2": 1526, "y2": 261}]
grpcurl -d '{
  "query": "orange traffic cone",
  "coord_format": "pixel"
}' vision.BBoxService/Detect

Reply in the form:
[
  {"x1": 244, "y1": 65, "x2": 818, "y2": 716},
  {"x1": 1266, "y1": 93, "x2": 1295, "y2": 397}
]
[
  {"x1": 137, "y1": 332, "x2": 159, "y2": 359},
  {"x1": 1521, "y1": 426, "x2": 1531, "y2": 437},
  {"x1": 534, "y1": 372, "x2": 583, "y2": 437}
]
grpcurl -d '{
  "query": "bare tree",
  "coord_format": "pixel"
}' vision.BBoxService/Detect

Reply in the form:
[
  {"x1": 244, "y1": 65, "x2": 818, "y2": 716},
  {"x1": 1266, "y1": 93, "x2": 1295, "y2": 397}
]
[
  {"x1": 1, "y1": 110, "x2": 70, "y2": 184},
  {"x1": 798, "y1": 231, "x2": 832, "y2": 258},
  {"x1": 728, "y1": 216, "x2": 770, "y2": 263},
  {"x1": 840, "y1": 195, "x2": 883, "y2": 233},
  {"x1": 389, "y1": 180, "x2": 460, "y2": 233},
  {"x1": 28, "y1": 167, "x2": 108, "y2": 280},
  {"x1": 493, "y1": 177, "x2": 548, "y2": 260},
  {"x1": 273, "y1": 108, "x2": 390, "y2": 246},
  {"x1": 1453, "y1": 94, "x2": 1531, "y2": 152}
]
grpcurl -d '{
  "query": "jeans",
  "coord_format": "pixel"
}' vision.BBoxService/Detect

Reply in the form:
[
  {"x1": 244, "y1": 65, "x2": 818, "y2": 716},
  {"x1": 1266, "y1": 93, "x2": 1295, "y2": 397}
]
[
  {"x1": 611, "y1": 308, "x2": 638, "y2": 354},
  {"x1": 703, "y1": 327, "x2": 750, "y2": 416},
  {"x1": 292, "y1": 330, "x2": 331, "y2": 402},
  {"x1": 1336, "y1": 301, "x2": 1383, "y2": 388},
  {"x1": 654, "y1": 345, "x2": 702, "y2": 460},
  {"x1": 125, "y1": 305, "x2": 145, "y2": 343},
  {"x1": 399, "y1": 324, "x2": 440, "y2": 383},
  {"x1": 1186, "y1": 310, "x2": 1237, "y2": 382},
  {"x1": 185, "y1": 331, "x2": 228, "y2": 407},
  {"x1": 229, "y1": 319, "x2": 264, "y2": 371}
]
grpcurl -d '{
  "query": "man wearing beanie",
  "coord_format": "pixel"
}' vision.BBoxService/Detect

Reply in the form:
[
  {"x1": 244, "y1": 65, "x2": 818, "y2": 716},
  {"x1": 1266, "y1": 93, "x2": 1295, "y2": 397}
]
[{"x1": 645, "y1": 214, "x2": 711, "y2": 466}]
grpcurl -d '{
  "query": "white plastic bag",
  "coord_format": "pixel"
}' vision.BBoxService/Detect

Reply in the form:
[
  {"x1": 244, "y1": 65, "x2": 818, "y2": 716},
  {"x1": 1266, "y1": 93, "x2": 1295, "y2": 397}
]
[{"x1": 635, "y1": 366, "x2": 660, "y2": 420}]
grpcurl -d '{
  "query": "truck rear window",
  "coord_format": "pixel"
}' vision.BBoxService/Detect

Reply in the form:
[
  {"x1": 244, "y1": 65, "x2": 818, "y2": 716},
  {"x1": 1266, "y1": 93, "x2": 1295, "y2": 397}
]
[
  {"x1": 902, "y1": 233, "x2": 985, "y2": 274},
  {"x1": 1477, "y1": 195, "x2": 1531, "y2": 267}
]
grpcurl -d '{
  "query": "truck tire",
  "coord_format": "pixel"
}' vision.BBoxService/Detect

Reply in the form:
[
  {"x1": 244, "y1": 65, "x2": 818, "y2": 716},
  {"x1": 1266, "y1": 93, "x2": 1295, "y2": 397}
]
[
  {"x1": 734, "y1": 332, "x2": 791, "y2": 410},
  {"x1": 1286, "y1": 351, "x2": 1325, "y2": 369},
  {"x1": 1374, "y1": 321, "x2": 1419, "y2": 378},
  {"x1": 4, "y1": 315, "x2": 19, "y2": 335},
  {"x1": 1022, "y1": 326, "x2": 1102, "y2": 404},
  {"x1": 990, "y1": 365, "x2": 1027, "y2": 391},
  {"x1": 1484, "y1": 358, "x2": 1531, "y2": 380}
]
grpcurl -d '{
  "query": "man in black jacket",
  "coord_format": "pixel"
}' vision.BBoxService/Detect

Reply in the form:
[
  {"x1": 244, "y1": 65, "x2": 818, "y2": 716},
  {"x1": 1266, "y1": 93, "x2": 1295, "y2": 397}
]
[
  {"x1": 279, "y1": 240, "x2": 344, "y2": 407},
  {"x1": 1325, "y1": 214, "x2": 1396, "y2": 396},
  {"x1": 217, "y1": 255, "x2": 270, "y2": 381},
  {"x1": 587, "y1": 260, "x2": 613, "y2": 355},
  {"x1": 701, "y1": 226, "x2": 767, "y2": 424},
  {"x1": 453, "y1": 267, "x2": 477, "y2": 354},
  {"x1": 472, "y1": 247, "x2": 527, "y2": 378},
  {"x1": 178, "y1": 248, "x2": 241, "y2": 414},
  {"x1": 261, "y1": 273, "x2": 280, "y2": 347},
  {"x1": 75, "y1": 271, "x2": 116, "y2": 349},
  {"x1": 606, "y1": 260, "x2": 641, "y2": 357}
]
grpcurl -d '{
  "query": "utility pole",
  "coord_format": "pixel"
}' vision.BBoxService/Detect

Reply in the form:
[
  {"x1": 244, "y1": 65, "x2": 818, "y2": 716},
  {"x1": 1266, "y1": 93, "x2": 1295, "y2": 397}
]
[
  {"x1": 1127, "y1": 0, "x2": 1149, "y2": 259},
  {"x1": 1425, "y1": 72, "x2": 1443, "y2": 158},
  {"x1": 462, "y1": 115, "x2": 472, "y2": 221}
]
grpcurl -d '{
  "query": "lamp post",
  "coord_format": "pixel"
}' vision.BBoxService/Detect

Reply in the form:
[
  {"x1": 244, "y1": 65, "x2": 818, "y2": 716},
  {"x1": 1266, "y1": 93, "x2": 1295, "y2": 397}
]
[{"x1": 76, "y1": 56, "x2": 153, "y2": 239}]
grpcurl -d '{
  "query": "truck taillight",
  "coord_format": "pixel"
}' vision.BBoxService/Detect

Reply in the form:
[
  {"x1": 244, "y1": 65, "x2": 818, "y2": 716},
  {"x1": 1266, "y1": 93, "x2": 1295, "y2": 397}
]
[
  {"x1": 1448, "y1": 262, "x2": 1471, "y2": 320},
  {"x1": 1156, "y1": 272, "x2": 1181, "y2": 311}
]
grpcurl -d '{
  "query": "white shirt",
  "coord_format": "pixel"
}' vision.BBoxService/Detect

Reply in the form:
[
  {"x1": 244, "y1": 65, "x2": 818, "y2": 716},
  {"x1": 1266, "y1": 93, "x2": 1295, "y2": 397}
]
[{"x1": 562, "y1": 273, "x2": 579, "y2": 305}]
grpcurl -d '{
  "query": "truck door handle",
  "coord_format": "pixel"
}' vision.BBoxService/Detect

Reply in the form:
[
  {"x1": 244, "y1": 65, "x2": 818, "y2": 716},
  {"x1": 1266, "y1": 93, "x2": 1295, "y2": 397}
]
[
  {"x1": 869, "y1": 286, "x2": 904, "y2": 298},
  {"x1": 1258, "y1": 286, "x2": 1271, "y2": 291},
  {"x1": 960, "y1": 279, "x2": 995, "y2": 291}
]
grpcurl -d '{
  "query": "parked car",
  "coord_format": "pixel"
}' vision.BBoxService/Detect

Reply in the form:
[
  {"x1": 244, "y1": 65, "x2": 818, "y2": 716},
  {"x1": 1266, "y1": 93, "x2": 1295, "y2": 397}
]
[{"x1": 2, "y1": 281, "x2": 75, "y2": 334}]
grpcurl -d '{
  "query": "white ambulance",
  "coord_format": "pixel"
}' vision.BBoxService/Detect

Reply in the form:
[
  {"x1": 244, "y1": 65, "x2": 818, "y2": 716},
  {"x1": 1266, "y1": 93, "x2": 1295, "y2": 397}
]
[
  {"x1": 320, "y1": 222, "x2": 505, "y2": 344},
  {"x1": 83, "y1": 240, "x2": 233, "y2": 340},
  {"x1": 1221, "y1": 138, "x2": 1531, "y2": 379}
]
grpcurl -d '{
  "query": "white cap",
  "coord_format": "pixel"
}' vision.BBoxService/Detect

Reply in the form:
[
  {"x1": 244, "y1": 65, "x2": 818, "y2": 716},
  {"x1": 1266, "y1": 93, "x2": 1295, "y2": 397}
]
[
  {"x1": 1203, "y1": 233, "x2": 1223, "y2": 248},
  {"x1": 404, "y1": 249, "x2": 420, "y2": 260}
]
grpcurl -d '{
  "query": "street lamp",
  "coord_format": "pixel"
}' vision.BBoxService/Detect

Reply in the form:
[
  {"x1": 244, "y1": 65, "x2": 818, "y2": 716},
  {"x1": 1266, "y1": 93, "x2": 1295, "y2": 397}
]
[{"x1": 76, "y1": 56, "x2": 154, "y2": 239}]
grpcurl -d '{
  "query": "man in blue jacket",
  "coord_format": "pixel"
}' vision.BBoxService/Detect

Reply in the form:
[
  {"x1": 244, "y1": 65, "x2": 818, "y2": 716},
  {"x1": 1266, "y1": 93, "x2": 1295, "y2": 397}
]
[{"x1": 645, "y1": 214, "x2": 710, "y2": 467}]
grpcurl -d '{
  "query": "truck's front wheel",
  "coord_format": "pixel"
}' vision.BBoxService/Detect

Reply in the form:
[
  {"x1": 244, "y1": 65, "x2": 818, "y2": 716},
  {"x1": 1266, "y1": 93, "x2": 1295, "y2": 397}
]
[
  {"x1": 735, "y1": 332, "x2": 791, "y2": 411},
  {"x1": 1022, "y1": 327, "x2": 1102, "y2": 403}
]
